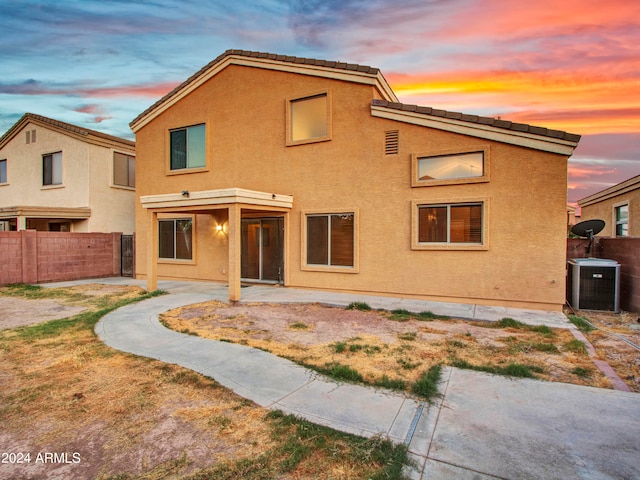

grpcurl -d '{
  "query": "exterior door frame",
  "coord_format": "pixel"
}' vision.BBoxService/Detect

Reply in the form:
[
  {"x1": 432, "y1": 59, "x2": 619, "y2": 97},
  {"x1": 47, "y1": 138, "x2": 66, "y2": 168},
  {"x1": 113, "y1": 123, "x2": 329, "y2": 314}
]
[{"x1": 241, "y1": 216, "x2": 284, "y2": 284}]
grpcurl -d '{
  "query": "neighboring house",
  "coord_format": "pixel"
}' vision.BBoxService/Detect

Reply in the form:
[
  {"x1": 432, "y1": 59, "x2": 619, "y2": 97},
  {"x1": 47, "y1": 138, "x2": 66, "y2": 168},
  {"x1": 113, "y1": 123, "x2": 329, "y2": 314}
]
[
  {"x1": 0, "y1": 113, "x2": 136, "y2": 233},
  {"x1": 578, "y1": 175, "x2": 640, "y2": 237},
  {"x1": 131, "y1": 50, "x2": 581, "y2": 311},
  {"x1": 567, "y1": 205, "x2": 579, "y2": 231}
]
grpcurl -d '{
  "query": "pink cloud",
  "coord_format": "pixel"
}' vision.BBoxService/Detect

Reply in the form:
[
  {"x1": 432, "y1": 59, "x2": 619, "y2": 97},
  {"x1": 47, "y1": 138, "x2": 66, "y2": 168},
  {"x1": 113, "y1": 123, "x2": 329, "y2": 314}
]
[{"x1": 0, "y1": 80, "x2": 179, "y2": 99}]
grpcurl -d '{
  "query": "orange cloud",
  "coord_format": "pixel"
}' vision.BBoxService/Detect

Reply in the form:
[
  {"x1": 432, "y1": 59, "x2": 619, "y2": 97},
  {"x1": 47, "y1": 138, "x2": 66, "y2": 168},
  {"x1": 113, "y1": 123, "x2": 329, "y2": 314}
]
[
  {"x1": 75, "y1": 82, "x2": 180, "y2": 98},
  {"x1": 388, "y1": 66, "x2": 639, "y2": 135}
]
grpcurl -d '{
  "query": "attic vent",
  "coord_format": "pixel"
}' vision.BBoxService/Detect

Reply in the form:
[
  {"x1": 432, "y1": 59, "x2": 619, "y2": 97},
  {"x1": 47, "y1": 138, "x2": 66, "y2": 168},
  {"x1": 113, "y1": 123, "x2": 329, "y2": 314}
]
[
  {"x1": 385, "y1": 130, "x2": 399, "y2": 155},
  {"x1": 25, "y1": 129, "x2": 36, "y2": 144}
]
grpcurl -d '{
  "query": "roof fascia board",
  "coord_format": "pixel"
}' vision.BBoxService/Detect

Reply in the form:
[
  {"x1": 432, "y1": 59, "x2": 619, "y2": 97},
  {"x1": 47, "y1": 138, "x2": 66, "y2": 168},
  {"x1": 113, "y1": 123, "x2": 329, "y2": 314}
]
[
  {"x1": 130, "y1": 55, "x2": 397, "y2": 132},
  {"x1": 0, "y1": 116, "x2": 134, "y2": 151},
  {"x1": 140, "y1": 187, "x2": 294, "y2": 210},
  {"x1": 0, "y1": 206, "x2": 91, "y2": 219},
  {"x1": 371, "y1": 105, "x2": 579, "y2": 155},
  {"x1": 578, "y1": 176, "x2": 640, "y2": 206}
]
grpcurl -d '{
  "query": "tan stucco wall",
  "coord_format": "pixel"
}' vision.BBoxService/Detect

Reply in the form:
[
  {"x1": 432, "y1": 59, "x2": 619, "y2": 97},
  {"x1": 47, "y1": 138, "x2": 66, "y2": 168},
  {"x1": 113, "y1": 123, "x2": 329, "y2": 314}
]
[
  {"x1": 580, "y1": 189, "x2": 640, "y2": 237},
  {"x1": 135, "y1": 64, "x2": 570, "y2": 310},
  {"x1": 0, "y1": 121, "x2": 135, "y2": 233}
]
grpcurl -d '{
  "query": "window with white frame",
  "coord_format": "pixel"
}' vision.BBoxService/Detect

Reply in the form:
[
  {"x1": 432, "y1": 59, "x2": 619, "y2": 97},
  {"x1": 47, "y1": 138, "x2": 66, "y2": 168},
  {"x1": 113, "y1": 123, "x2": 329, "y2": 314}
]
[
  {"x1": 159, "y1": 218, "x2": 193, "y2": 260},
  {"x1": 170, "y1": 124, "x2": 205, "y2": 170},
  {"x1": 288, "y1": 93, "x2": 329, "y2": 144},
  {"x1": 418, "y1": 203, "x2": 483, "y2": 244},
  {"x1": 113, "y1": 152, "x2": 135, "y2": 187},
  {"x1": 0, "y1": 159, "x2": 7, "y2": 184},
  {"x1": 43, "y1": 152, "x2": 62, "y2": 186},
  {"x1": 615, "y1": 204, "x2": 628, "y2": 237},
  {"x1": 306, "y1": 213, "x2": 354, "y2": 267}
]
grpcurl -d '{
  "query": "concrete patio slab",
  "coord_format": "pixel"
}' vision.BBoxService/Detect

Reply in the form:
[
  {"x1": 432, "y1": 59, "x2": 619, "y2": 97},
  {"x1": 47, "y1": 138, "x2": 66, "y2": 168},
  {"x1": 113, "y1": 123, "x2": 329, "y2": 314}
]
[{"x1": 411, "y1": 367, "x2": 640, "y2": 480}]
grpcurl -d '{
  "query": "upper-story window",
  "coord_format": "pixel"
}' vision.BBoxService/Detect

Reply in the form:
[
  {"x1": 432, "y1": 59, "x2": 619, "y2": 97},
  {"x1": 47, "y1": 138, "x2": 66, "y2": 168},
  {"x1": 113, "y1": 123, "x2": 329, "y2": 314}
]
[
  {"x1": 615, "y1": 204, "x2": 629, "y2": 237},
  {"x1": 287, "y1": 92, "x2": 330, "y2": 145},
  {"x1": 113, "y1": 152, "x2": 135, "y2": 188},
  {"x1": 43, "y1": 152, "x2": 62, "y2": 186},
  {"x1": 170, "y1": 124, "x2": 205, "y2": 170},
  {"x1": 412, "y1": 147, "x2": 489, "y2": 187},
  {"x1": 0, "y1": 159, "x2": 7, "y2": 184}
]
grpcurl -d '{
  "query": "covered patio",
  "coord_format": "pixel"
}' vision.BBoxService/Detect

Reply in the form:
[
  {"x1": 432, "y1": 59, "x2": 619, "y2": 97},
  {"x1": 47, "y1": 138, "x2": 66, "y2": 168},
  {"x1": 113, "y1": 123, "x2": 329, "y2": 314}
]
[
  {"x1": 0, "y1": 206, "x2": 91, "y2": 231},
  {"x1": 139, "y1": 188, "x2": 293, "y2": 302}
]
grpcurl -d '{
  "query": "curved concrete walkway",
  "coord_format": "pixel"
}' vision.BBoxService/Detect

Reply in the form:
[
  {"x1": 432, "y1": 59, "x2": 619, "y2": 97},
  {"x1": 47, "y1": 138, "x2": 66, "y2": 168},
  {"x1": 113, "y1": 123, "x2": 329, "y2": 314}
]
[{"x1": 88, "y1": 280, "x2": 640, "y2": 480}]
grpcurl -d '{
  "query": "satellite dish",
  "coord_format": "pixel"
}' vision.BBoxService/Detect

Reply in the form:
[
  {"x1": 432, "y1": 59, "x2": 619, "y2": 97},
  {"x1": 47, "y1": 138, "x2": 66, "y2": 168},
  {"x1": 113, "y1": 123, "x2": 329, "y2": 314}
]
[{"x1": 571, "y1": 219, "x2": 605, "y2": 255}]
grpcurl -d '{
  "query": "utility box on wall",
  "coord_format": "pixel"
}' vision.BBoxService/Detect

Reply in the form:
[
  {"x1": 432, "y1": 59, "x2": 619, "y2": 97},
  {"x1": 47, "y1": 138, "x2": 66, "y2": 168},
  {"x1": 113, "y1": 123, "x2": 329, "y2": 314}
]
[{"x1": 567, "y1": 258, "x2": 620, "y2": 312}]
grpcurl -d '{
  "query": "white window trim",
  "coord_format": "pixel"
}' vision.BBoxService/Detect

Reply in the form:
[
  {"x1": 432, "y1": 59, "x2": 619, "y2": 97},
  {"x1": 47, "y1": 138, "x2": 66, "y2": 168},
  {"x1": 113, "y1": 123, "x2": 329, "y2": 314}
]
[
  {"x1": 412, "y1": 145, "x2": 490, "y2": 188},
  {"x1": 301, "y1": 208, "x2": 359, "y2": 273},
  {"x1": 411, "y1": 198, "x2": 489, "y2": 251}
]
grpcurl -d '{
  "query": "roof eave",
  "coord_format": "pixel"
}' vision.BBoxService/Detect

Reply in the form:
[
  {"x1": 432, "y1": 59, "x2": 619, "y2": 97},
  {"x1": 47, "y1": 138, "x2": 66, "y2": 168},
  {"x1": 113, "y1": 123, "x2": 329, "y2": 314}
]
[
  {"x1": 578, "y1": 174, "x2": 640, "y2": 206},
  {"x1": 130, "y1": 52, "x2": 397, "y2": 133},
  {"x1": 0, "y1": 113, "x2": 134, "y2": 151},
  {"x1": 371, "y1": 104, "x2": 580, "y2": 155}
]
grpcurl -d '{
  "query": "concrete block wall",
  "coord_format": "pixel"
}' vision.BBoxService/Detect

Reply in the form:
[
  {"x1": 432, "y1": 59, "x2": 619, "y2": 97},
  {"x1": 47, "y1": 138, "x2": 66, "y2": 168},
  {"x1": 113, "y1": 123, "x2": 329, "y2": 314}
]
[
  {"x1": 0, "y1": 232, "x2": 25, "y2": 285},
  {"x1": 0, "y1": 231, "x2": 122, "y2": 285},
  {"x1": 567, "y1": 237, "x2": 640, "y2": 313}
]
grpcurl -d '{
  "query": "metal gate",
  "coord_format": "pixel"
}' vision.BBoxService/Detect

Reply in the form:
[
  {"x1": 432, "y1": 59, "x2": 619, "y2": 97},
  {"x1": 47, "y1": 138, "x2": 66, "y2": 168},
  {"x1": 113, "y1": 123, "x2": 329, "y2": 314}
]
[{"x1": 121, "y1": 235, "x2": 134, "y2": 277}]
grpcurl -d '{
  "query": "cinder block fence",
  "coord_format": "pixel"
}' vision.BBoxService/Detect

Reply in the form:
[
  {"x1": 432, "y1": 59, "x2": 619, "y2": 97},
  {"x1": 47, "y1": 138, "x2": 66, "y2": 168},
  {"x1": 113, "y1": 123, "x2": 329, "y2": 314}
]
[{"x1": 0, "y1": 231, "x2": 122, "y2": 285}]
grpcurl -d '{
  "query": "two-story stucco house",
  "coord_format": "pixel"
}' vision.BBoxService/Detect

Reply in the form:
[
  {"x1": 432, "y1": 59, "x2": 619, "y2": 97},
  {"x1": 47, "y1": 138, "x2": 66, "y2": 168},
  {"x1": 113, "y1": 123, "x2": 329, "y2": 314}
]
[
  {"x1": 131, "y1": 50, "x2": 581, "y2": 311},
  {"x1": 0, "y1": 113, "x2": 136, "y2": 233}
]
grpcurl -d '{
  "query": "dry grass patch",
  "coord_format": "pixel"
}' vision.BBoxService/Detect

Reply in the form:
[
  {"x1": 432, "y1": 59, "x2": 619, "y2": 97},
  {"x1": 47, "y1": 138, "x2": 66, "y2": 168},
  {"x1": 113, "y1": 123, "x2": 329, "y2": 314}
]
[
  {"x1": 160, "y1": 302, "x2": 616, "y2": 393},
  {"x1": 569, "y1": 310, "x2": 640, "y2": 392},
  {"x1": 0, "y1": 285, "x2": 409, "y2": 479}
]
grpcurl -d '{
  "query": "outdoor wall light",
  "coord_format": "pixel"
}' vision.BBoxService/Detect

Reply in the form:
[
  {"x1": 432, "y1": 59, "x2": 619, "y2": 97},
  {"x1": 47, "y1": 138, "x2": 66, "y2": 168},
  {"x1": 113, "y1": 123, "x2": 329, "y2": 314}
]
[{"x1": 216, "y1": 224, "x2": 224, "y2": 233}]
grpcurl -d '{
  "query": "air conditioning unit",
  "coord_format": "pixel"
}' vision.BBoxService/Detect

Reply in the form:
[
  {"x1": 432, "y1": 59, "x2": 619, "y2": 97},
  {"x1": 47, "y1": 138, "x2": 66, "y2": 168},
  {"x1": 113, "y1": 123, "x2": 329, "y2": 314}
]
[{"x1": 567, "y1": 258, "x2": 620, "y2": 312}]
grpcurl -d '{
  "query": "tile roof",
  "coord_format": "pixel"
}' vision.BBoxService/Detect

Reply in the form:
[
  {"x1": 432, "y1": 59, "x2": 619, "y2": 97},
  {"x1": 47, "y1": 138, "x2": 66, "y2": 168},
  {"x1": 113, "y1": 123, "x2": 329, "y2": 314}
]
[
  {"x1": 371, "y1": 99, "x2": 581, "y2": 143},
  {"x1": 0, "y1": 113, "x2": 135, "y2": 148},
  {"x1": 578, "y1": 174, "x2": 640, "y2": 206},
  {"x1": 131, "y1": 49, "x2": 581, "y2": 146},
  {"x1": 130, "y1": 49, "x2": 383, "y2": 128}
]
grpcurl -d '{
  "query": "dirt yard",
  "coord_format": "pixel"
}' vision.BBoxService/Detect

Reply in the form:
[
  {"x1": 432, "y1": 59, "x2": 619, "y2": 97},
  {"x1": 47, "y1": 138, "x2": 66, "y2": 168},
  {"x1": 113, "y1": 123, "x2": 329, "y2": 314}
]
[
  {"x1": 160, "y1": 301, "x2": 640, "y2": 393},
  {"x1": 0, "y1": 285, "x2": 407, "y2": 480},
  {"x1": 0, "y1": 285, "x2": 277, "y2": 480},
  {"x1": 1, "y1": 286, "x2": 638, "y2": 479}
]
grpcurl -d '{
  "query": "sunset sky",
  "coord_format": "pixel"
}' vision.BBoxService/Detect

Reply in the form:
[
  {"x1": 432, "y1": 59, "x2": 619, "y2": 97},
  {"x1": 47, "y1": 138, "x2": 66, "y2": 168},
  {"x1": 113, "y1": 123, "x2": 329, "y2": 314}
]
[{"x1": 1, "y1": 0, "x2": 638, "y2": 204}]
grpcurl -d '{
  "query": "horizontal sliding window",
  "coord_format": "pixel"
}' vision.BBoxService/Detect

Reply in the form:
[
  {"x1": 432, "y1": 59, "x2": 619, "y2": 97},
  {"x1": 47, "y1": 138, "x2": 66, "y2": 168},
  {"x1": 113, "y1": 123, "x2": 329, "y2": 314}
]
[
  {"x1": 159, "y1": 218, "x2": 193, "y2": 260},
  {"x1": 307, "y1": 213, "x2": 354, "y2": 267},
  {"x1": 418, "y1": 203, "x2": 483, "y2": 244},
  {"x1": 170, "y1": 124, "x2": 205, "y2": 170},
  {"x1": 43, "y1": 152, "x2": 62, "y2": 186},
  {"x1": 113, "y1": 152, "x2": 135, "y2": 187},
  {"x1": 0, "y1": 159, "x2": 6, "y2": 184}
]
